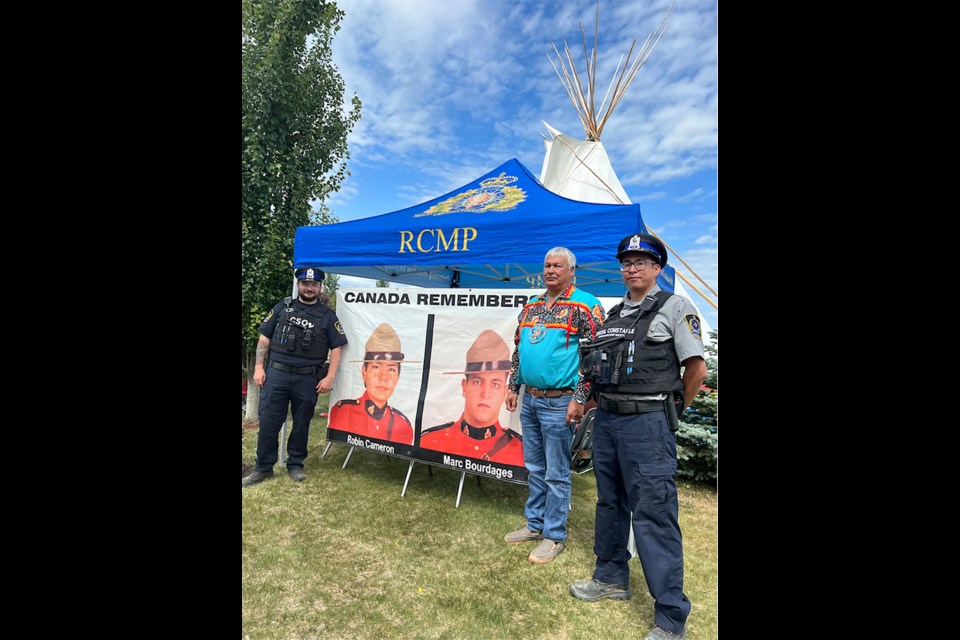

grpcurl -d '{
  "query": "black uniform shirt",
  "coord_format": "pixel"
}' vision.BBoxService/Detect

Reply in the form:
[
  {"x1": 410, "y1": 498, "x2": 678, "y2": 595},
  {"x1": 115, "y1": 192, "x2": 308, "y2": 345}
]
[{"x1": 259, "y1": 298, "x2": 348, "y2": 367}]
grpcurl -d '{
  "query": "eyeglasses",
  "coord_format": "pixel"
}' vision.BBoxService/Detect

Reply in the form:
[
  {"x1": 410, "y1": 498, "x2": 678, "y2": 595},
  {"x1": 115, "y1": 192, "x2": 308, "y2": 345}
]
[{"x1": 619, "y1": 259, "x2": 657, "y2": 272}]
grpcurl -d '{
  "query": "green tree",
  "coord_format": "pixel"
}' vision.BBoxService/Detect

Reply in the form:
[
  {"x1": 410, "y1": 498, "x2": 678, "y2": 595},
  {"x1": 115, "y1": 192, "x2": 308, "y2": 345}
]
[
  {"x1": 375, "y1": 279, "x2": 388, "y2": 287},
  {"x1": 677, "y1": 330, "x2": 717, "y2": 483},
  {"x1": 323, "y1": 272, "x2": 340, "y2": 312},
  {"x1": 242, "y1": 0, "x2": 361, "y2": 421},
  {"x1": 687, "y1": 330, "x2": 717, "y2": 425}
]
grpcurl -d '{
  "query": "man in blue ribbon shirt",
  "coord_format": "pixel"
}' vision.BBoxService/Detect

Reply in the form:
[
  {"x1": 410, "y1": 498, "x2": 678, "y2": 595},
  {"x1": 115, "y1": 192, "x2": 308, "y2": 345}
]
[{"x1": 504, "y1": 247, "x2": 605, "y2": 564}]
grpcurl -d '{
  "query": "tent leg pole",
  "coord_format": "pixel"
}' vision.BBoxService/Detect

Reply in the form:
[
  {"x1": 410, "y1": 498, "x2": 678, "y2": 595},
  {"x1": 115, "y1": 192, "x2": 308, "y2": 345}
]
[
  {"x1": 455, "y1": 472, "x2": 466, "y2": 508},
  {"x1": 341, "y1": 446, "x2": 355, "y2": 469},
  {"x1": 401, "y1": 461, "x2": 415, "y2": 497}
]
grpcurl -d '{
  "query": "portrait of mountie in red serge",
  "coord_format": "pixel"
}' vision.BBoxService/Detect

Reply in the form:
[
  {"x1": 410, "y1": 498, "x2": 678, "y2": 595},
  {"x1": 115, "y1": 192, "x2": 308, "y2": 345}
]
[
  {"x1": 329, "y1": 323, "x2": 420, "y2": 445},
  {"x1": 420, "y1": 330, "x2": 523, "y2": 466}
]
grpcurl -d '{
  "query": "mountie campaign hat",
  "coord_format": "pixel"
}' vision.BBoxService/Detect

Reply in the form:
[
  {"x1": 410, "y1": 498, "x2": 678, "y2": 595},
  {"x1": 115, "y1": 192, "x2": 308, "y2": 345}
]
[
  {"x1": 350, "y1": 323, "x2": 422, "y2": 363},
  {"x1": 295, "y1": 266, "x2": 325, "y2": 281},
  {"x1": 615, "y1": 233, "x2": 668, "y2": 267},
  {"x1": 444, "y1": 330, "x2": 511, "y2": 375}
]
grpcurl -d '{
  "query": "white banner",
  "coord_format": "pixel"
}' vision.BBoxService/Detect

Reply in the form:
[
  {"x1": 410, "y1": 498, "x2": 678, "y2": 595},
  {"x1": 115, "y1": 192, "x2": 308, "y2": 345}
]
[{"x1": 328, "y1": 288, "x2": 534, "y2": 483}]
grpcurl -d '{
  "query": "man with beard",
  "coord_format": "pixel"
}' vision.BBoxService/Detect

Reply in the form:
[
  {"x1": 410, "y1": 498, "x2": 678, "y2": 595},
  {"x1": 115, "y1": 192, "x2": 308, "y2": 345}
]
[{"x1": 243, "y1": 266, "x2": 347, "y2": 486}]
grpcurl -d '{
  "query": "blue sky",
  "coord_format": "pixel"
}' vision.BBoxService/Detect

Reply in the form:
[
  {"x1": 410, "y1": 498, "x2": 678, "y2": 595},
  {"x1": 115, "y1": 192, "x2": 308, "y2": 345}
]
[{"x1": 324, "y1": 0, "x2": 717, "y2": 329}]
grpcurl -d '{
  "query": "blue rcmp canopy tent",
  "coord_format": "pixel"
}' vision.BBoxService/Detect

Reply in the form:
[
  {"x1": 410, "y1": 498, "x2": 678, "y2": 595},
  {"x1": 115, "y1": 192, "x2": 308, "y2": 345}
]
[{"x1": 294, "y1": 158, "x2": 676, "y2": 296}]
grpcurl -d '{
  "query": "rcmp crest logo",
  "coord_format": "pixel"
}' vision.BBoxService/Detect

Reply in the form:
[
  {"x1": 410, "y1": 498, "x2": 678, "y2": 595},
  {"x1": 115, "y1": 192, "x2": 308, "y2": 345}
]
[{"x1": 414, "y1": 173, "x2": 526, "y2": 216}]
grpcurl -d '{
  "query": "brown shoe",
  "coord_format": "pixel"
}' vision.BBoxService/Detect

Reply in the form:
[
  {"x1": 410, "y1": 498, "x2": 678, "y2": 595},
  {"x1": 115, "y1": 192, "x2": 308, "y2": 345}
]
[
  {"x1": 528, "y1": 539, "x2": 565, "y2": 564},
  {"x1": 505, "y1": 526, "x2": 544, "y2": 544}
]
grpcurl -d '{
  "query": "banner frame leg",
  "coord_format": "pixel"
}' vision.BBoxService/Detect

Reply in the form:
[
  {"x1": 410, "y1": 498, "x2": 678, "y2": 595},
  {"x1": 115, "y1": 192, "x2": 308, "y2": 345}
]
[
  {"x1": 341, "y1": 446, "x2": 356, "y2": 469},
  {"x1": 320, "y1": 441, "x2": 333, "y2": 459},
  {"x1": 455, "y1": 471, "x2": 466, "y2": 508},
  {"x1": 401, "y1": 461, "x2": 416, "y2": 497}
]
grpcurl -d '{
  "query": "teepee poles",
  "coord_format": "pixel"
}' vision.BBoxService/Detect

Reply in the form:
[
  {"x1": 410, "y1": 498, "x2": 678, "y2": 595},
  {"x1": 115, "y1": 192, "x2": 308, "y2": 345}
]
[
  {"x1": 674, "y1": 271, "x2": 718, "y2": 311},
  {"x1": 549, "y1": 1, "x2": 674, "y2": 142},
  {"x1": 647, "y1": 229, "x2": 719, "y2": 303},
  {"x1": 546, "y1": 2, "x2": 715, "y2": 312}
]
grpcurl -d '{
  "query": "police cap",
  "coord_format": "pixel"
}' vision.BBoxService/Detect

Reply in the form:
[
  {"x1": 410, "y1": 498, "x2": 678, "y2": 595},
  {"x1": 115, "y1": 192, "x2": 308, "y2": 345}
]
[
  {"x1": 295, "y1": 266, "x2": 325, "y2": 282},
  {"x1": 615, "y1": 233, "x2": 667, "y2": 267}
]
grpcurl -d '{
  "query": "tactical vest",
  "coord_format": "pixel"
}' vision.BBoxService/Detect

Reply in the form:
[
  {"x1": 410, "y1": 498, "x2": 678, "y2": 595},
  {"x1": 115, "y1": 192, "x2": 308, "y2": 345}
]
[
  {"x1": 269, "y1": 298, "x2": 330, "y2": 361},
  {"x1": 584, "y1": 291, "x2": 683, "y2": 396}
]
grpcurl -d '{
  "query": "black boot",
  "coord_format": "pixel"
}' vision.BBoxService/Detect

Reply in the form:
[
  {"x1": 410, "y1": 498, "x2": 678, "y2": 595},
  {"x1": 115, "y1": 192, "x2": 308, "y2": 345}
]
[
  {"x1": 242, "y1": 469, "x2": 275, "y2": 487},
  {"x1": 287, "y1": 466, "x2": 306, "y2": 482}
]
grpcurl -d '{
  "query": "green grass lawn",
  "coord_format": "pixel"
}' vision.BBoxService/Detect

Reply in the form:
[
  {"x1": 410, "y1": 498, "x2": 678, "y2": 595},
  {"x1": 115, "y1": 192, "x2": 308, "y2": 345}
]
[{"x1": 242, "y1": 407, "x2": 717, "y2": 639}]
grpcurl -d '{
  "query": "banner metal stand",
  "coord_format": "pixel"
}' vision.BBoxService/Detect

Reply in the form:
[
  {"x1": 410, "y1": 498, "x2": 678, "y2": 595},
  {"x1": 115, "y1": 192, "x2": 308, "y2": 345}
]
[
  {"x1": 401, "y1": 461, "x2": 416, "y2": 497},
  {"x1": 320, "y1": 441, "x2": 333, "y2": 458},
  {"x1": 455, "y1": 472, "x2": 467, "y2": 508},
  {"x1": 341, "y1": 446, "x2": 356, "y2": 469}
]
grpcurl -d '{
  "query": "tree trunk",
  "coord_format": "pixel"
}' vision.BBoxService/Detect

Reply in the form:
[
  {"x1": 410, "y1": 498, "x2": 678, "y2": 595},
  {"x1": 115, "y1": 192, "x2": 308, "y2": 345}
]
[
  {"x1": 245, "y1": 378, "x2": 260, "y2": 423},
  {"x1": 244, "y1": 353, "x2": 260, "y2": 424}
]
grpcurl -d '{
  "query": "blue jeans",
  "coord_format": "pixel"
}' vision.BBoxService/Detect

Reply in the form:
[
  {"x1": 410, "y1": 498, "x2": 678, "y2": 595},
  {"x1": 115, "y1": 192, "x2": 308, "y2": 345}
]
[{"x1": 521, "y1": 393, "x2": 574, "y2": 541}]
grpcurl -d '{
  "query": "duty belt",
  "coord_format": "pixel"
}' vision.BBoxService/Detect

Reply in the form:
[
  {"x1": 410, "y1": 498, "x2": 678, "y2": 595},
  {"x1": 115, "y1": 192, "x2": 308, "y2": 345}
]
[
  {"x1": 597, "y1": 395, "x2": 665, "y2": 414},
  {"x1": 269, "y1": 362, "x2": 321, "y2": 375},
  {"x1": 527, "y1": 386, "x2": 574, "y2": 398}
]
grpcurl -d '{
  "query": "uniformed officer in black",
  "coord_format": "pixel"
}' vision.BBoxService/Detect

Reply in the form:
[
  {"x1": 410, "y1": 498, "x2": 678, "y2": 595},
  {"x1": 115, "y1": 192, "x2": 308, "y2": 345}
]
[
  {"x1": 243, "y1": 266, "x2": 347, "y2": 486},
  {"x1": 569, "y1": 233, "x2": 707, "y2": 640}
]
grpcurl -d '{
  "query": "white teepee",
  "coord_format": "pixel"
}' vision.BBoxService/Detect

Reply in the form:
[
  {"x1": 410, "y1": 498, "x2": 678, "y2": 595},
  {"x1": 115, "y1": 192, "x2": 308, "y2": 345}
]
[
  {"x1": 540, "y1": 122, "x2": 630, "y2": 205},
  {"x1": 540, "y1": 1, "x2": 716, "y2": 334}
]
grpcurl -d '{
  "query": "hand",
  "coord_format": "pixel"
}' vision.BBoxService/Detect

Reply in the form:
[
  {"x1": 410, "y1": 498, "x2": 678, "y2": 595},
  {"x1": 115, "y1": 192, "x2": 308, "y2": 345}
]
[
  {"x1": 566, "y1": 399, "x2": 585, "y2": 425},
  {"x1": 254, "y1": 367, "x2": 266, "y2": 388},
  {"x1": 317, "y1": 375, "x2": 334, "y2": 394},
  {"x1": 505, "y1": 392, "x2": 518, "y2": 412}
]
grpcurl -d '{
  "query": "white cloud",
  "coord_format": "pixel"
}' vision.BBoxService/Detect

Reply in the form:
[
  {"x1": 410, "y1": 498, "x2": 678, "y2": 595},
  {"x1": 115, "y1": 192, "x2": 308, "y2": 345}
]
[{"x1": 323, "y1": 0, "x2": 717, "y2": 324}]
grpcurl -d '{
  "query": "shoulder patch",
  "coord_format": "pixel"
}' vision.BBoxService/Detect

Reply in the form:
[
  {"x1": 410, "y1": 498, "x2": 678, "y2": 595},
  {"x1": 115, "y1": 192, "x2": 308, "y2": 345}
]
[
  {"x1": 263, "y1": 308, "x2": 275, "y2": 323},
  {"x1": 335, "y1": 321, "x2": 345, "y2": 335},
  {"x1": 684, "y1": 314, "x2": 702, "y2": 340},
  {"x1": 421, "y1": 421, "x2": 454, "y2": 435},
  {"x1": 336, "y1": 399, "x2": 359, "y2": 407},
  {"x1": 392, "y1": 407, "x2": 412, "y2": 425}
]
